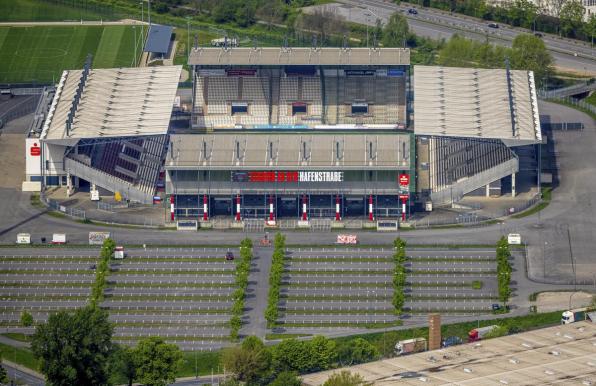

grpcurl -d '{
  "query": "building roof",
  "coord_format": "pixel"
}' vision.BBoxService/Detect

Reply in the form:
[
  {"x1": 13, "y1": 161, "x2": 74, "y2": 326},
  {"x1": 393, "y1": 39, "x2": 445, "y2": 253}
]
[
  {"x1": 302, "y1": 321, "x2": 596, "y2": 386},
  {"x1": 42, "y1": 66, "x2": 182, "y2": 143},
  {"x1": 413, "y1": 66, "x2": 541, "y2": 144},
  {"x1": 166, "y1": 133, "x2": 411, "y2": 170},
  {"x1": 144, "y1": 25, "x2": 173, "y2": 54},
  {"x1": 188, "y1": 47, "x2": 410, "y2": 66}
]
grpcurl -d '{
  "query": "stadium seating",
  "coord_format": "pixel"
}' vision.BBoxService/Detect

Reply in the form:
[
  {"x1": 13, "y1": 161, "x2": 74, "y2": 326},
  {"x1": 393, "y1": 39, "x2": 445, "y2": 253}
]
[
  {"x1": 66, "y1": 135, "x2": 168, "y2": 198},
  {"x1": 428, "y1": 137, "x2": 515, "y2": 192}
]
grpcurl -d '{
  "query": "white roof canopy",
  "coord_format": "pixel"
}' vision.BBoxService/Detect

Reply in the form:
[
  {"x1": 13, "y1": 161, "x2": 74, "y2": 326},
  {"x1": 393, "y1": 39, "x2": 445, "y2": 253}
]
[
  {"x1": 414, "y1": 66, "x2": 541, "y2": 144},
  {"x1": 42, "y1": 66, "x2": 181, "y2": 143}
]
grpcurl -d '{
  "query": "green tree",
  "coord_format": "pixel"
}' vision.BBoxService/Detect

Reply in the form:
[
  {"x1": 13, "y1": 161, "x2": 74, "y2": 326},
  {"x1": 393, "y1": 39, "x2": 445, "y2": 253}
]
[
  {"x1": 270, "y1": 371, "x2": 302, "y2": 386},
  {"x1": 20, "y1": 310, "x2": 33, "y2": 327},
  {"x1": 323, "y1": 370, "x2": 372, "y2": 386},
  {"x1": 337, "y1": 338, "x2": 380, "y2": 366},
  {"x1": 382, "y1": 12, "x2": 409, "y2": 47},
  {"x1": 511, "y1": 33, "x2": 553, "y2": 87},
  {"x1": 133, "y1": 337, "x2": 183, "y2": 386},
  {"x1": 508, "y1": 0, "x2": 538, "y2": 28},
  {"x1": 309, "y1": 335, "x2": 337, "y2": 371},
  {"x1": 221, "y1": 336, "x2": 271, "y2": 383},
  {"x1": 271, "y1": 338, "x2": 313, "y2": 373},
  {"x1": 559, "y1": 0, "x2": 585, "y2": 37},
  {"x1": 110, "y1": 345, "x2": 137, "y2": 386},
  {"x1": 31, "y1": 306, "x2": 114, "y2": 386},
  {"x1": 585, "y1": 14, "x2": 596, "y2": 45},
  {"x1": 437, "y1": 34, "x2": 476, "y2": 66}
]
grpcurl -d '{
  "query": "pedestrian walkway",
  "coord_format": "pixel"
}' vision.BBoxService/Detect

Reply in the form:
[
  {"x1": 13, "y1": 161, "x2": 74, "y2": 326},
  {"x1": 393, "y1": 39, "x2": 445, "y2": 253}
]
[{"x1": 240, "y1": 246, "x2": 272, "y2": 339}]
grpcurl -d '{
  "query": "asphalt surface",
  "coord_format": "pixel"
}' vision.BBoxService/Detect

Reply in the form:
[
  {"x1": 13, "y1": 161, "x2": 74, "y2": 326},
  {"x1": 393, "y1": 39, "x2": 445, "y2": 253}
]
[{"x1": 331, "y1": 0, "x2": 596, "y2": 74}]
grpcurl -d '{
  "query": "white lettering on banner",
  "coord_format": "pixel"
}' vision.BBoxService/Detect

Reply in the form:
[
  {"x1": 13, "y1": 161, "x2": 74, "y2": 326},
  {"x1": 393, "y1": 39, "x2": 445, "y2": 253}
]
[{"x1": 299, "y1": 171, "x2": 343, "y2": 182}]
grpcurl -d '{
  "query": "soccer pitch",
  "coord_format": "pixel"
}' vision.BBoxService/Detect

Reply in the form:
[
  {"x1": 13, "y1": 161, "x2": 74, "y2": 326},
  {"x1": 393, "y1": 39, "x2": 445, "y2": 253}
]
[{"x1": 0, "y1": 25, "x2": 144, "y2": 83}]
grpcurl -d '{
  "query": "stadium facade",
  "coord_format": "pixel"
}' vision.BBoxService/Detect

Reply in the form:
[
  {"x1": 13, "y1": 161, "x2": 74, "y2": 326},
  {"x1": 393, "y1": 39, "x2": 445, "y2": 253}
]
[{"x1": 26, "y1": 45, "x2": 542, "y2": 226}]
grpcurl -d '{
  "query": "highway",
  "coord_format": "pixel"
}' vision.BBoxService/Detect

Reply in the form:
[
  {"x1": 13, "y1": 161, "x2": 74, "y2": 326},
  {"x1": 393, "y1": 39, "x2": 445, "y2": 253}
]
[{"x1": 326, "y1": 0, "x2": 596, "y2": 74}]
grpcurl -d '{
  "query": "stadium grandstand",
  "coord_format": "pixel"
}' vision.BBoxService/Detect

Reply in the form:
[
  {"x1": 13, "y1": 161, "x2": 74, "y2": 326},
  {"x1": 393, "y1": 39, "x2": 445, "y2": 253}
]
[
  {"x1": 414, "y1": 65, "x2": 542, "y2": 206},
  {"x1": 25, "y1": 64, "x2": 182, "y2": 204},
  {"x1": 24, "y1": 44, "x2": 543, "y2": 225}
]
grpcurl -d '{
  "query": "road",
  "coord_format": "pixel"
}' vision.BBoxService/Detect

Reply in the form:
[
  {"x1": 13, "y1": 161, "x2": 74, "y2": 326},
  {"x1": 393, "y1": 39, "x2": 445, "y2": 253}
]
[{"x1": 325, "y1": 0, "x2": 596, "y2": 75}]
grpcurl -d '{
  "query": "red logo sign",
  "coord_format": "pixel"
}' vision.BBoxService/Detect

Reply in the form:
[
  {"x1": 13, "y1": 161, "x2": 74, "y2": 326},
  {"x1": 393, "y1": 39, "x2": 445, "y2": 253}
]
[
  {"x1": 30, "y1": 143, "x2": 40, "y2": 156},
  {"x1": 399, "y1": 194, "x2": 409, "y2": 201},
  {"x1": 399, "y1": 173, "x2": 410, "y2": 186}
]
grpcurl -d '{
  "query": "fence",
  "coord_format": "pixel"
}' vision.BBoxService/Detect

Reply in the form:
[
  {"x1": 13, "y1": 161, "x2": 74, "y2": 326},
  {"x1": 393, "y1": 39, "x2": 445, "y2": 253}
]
[
  {"x1": 411, "y1": 193, "x2": 542, "y2": 228},
  {"x1": 541, "y1": 122, "x2": 584, "y2": 131},
  {"x1": 45, "y1": 197, "x2": 86, "y2": 220},
  {"x1": 0, "y1": 95, "x2": 40, "y2": 129},
  {"x1": 544, "y1": 96, "x2": 596, "y2": 116}
]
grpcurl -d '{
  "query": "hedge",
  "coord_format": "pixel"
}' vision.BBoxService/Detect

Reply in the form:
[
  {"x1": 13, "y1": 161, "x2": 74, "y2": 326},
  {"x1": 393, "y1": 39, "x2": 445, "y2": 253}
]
[
  {"x1": 230, "y1": 238, "x2": 253, "y2": 340},
  {"x1": 265, "y1": 233, "x2": 286, "y2": 327},
  {"x1": 392, "y1": 238, "x2": 407, "y2": 314},
  {"x1": 496, "y1": 237, "x2": 512, "y2": 304},
  {"x1": 89, "y1": 238, "x2": 116, "y2": 308}
]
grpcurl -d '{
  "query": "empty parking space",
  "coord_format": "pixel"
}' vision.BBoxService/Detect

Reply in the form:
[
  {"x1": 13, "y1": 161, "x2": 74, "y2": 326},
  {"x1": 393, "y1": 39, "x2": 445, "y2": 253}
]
[
  {"x1": 404, "y1": 248, "x2": 500, "y2": 317},
  {"x1": 103, "y1": 247, "x2": 239, "y2": 351},
  {"x1": 274, "y1": 248, "x2": 399, "y2": 333},
  {"x1": 0, "y1": 248, "x2": 98, "y2": 327}
]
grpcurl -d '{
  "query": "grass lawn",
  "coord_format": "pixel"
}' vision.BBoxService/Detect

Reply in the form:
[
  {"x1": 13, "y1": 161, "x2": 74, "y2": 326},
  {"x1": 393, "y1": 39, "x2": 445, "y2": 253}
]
[
  {"x1": 0, "y1": 342, "x2": 40, "y2": 371},
  {"x1": 0, "y1": 25, "x2": 143, "y2": 83},
  {"x1": 0, "y1": 0, "x2": 120, "y2": 22},
  {"x1": 585, "y1": 92, "x2": 596, "y2": 107}
]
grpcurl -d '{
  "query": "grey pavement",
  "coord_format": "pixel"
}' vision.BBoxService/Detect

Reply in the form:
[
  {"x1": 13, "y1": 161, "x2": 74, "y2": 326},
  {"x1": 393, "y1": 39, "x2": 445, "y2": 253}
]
[
  {"x1": 2, "y1": 361, "x2": 45, "y2": 386},
  {"x1": 240, "y1": 247, "x2": 273, "y2": 338}
]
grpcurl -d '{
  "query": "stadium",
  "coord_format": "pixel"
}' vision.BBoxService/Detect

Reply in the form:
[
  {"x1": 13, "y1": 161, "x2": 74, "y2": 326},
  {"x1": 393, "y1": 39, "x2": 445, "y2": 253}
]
[{"x1": 25, "y1": 44, "x2": 542, "y2": 227}]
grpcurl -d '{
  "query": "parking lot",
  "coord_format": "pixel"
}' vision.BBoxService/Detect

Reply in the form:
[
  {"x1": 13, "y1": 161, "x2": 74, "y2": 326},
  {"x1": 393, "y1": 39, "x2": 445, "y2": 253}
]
[
  {"x1": 105, "y1": 247, "x2": 239, "y2": 351},
  {"x1": 0, "y1": 247, "x2": 239, "y2": 351},
  {"x1": 276, "y1": 248, "x2": 400, "y2": 333},
  {"x1": 274, "y1": 247, "x2": 500, "y2": 335},
  {"x1": 0, "y1": 248, "x2": 97, "y2": 328},
  {"x1": 405, "y1": 248, "x2": 498, "y2": 317}
]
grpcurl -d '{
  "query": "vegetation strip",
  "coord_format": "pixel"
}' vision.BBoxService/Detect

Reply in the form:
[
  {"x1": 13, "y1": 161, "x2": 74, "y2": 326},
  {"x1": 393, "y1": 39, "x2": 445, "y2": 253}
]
[
  {"x1": 392, "y1": 238, "x2": 406, "y2": 315},
  {"x1": 265, "y1": 233, "x2": 286, "y2": 327},
  {"x1": 497, "y1": 237, "x2": 512, "y2": 304},
  {"x1": 229, "y1": 238, "x2": 253, "y2": 340}
]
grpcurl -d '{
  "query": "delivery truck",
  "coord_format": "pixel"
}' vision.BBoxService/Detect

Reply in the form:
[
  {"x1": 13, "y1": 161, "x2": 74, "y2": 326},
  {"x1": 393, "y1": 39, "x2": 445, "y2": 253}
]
[
  {"x1": 468, "y1": 325, "x2": 499, "y2": 342},
  {"x1": 394, "y1": 338, "x2": 427, "y2": 355},
  {"x1": 562, "y1": 308, "x2": 587, "y2": 324}
]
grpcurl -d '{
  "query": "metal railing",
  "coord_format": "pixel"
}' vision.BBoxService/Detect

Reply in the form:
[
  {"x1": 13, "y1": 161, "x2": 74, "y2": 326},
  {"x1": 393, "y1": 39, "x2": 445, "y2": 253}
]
[{"x1": 544, "y1": 96, "x2": 596, "y2": 116}]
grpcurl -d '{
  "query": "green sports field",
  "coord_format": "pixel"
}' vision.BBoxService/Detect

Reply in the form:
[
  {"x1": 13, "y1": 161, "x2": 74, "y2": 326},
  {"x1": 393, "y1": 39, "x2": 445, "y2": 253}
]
[{"x1": 0, "y1": 25, "x2": 144, "y2": 83}]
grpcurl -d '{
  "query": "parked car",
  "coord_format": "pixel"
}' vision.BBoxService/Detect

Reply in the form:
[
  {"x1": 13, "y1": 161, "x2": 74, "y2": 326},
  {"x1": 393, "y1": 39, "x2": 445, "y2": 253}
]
[
  {"x1": 488, "y1": 23, "x2": 499, "y2": 29},
  {"x1": 225, "y1": 251, "x2": 235, "y2": 261},
  {"x1": 408, "y1": 8, "x2": 418, "y2": 14}
]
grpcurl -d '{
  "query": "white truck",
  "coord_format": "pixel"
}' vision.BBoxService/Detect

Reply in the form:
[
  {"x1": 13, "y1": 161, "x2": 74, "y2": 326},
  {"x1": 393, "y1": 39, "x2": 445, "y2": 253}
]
[
  {"x1": 394, "y1": 338, "x2": 427, "y2": 355},
  {"x1": 51, "y1": 233, "x2": 66, "y2": 244},
  {"x1": 562, "y1": 308, "x2": 587, "y2": 324},
  {"x1": 468, "y1": 325, "x2": 499, "y2": 342},
  {"x1": 211, "y1": 37, "x2": 238, "y2": 47}
]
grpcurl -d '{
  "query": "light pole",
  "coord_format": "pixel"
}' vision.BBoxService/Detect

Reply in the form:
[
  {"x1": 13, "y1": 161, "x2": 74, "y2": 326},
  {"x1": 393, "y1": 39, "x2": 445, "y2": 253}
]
[{"x1": 186, "y1": 17, "x2": 191, "y2": 59}]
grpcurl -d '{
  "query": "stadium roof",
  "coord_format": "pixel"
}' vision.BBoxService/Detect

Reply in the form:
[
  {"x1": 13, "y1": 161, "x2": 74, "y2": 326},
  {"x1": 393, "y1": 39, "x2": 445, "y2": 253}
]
[
  {"x1": 413, "y1": 66, "x2": 541, "y2": 144},
  {"x1": 42, "y1": 66, "x2": 181, "y2": 143},
  {"x1": 188, "y1": 47, "x2": 410, "y2": 66},
  {"x1": 144, "y1": 25, "x2": 173, "y2": 54},
  {"x1": 302, "y1": 321, "x2": 596, "y2": 386},
  {"x1": 166, "y1": 133, "x2": 411, "y2": 170}
]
